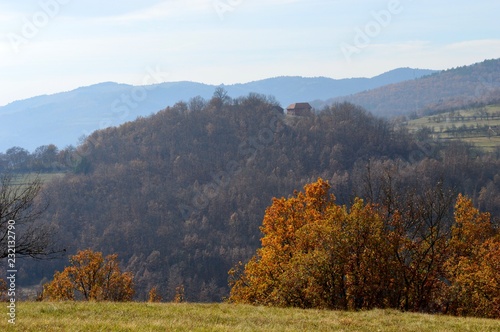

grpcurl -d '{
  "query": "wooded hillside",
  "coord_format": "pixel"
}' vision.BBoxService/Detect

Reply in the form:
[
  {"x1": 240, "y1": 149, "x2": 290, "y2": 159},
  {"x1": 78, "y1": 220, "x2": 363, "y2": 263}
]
[
  {"x1": 21, "y1": 92, "x2": 500, "y2": 302},
  {"x1": 331, "y1": 59, "x2": 500, "y2": 117}
]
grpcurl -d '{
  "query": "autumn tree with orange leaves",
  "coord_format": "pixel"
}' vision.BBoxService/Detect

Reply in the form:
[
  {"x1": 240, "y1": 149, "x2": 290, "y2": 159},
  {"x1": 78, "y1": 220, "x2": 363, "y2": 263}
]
[
  {"x1": 229, "y1": 179, "x2": 398, "y2": 310},
  {"x1": 440, "y1": 194, "x2": 500, "y2": 318},
  {"x1": 43, "y1": 249, "x2": 134, "y2": 301},
  {"x1": 229, "y1": 178, "x2": 500, "y2": 318}
]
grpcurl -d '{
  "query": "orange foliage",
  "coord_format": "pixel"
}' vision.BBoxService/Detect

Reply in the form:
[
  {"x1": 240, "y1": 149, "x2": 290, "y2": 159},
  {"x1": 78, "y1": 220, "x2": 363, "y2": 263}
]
[
  {"x1": 43, "y1": 249, "x2": 134, "y2": 301},
  {"x1": 229, "y1": 179, "x2": 500, "y2": 318},
  {"x1": 173, "y1": 284, "x2": 185, "y2": 303},
  {"x1": 441, "y1": 195, "x2": 499, "y2": 317},
  {"x1": 148, "y1": 286, "x2": 163, "y2": 303},
  {"x1": 230, "y1": 179, "x2": 397, "y2": 309}
]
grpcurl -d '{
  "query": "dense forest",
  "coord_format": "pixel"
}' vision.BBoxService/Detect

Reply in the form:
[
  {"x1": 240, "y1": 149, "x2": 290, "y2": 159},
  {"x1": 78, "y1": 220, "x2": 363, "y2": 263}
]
[{"x1": 9, "y1": 91, "x2": 500, "y2": 303}]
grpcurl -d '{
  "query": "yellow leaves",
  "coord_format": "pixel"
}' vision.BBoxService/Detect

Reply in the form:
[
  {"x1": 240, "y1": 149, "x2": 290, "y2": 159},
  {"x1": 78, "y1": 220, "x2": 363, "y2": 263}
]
[
  {"x1": 461, "y1": 237, "x2": 500, "y2": 317},
  {"x1": 229, "y1": 178, "x2": 392, "y2": 309},
  {"x1": 43, "y1": 249, "x2": 134, "y2": 302},
  {"x1": 441, "y1": 196, "x2": 500, "y2": 318},
  {"x1": 173, "y1": 285, "x2": 185, "y2": 303},
  {"x1": 231, "y1": 179, "x2": 336, "y2": 306},
  {"x1": 303, "y1": 177, "x2": 333, "y2": 212},
  {"x1": 229, "y1": 180, "x2": 500, "y2": 318},
  {"x1": 452, "y1": 194, "x2": 494, "y2": 252},
  {"x1": 43, "y1": 270, "x2": 75, "y2": 301},
  {"x1": 260, "y1": 180, "x2": 341, "y2": 254}
]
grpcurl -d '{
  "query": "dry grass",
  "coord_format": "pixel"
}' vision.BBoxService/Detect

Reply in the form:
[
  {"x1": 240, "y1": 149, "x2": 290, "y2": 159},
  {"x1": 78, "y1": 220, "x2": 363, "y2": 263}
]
[{"x1": 1, "y1": 302, "x2": 499, "y2": 331}]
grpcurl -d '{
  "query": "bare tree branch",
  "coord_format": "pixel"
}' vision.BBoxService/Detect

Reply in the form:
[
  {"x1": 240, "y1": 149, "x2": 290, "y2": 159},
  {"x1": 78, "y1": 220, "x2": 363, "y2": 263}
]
[{"x1": 0, "y1": 173, "x2": 63, "y2": 259}]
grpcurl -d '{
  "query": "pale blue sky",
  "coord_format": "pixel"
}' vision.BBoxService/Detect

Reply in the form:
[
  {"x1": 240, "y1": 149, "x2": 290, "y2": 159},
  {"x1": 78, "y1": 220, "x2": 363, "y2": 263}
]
[{"x1": 1, "y1": 0, "x2": 499, "y2": 106}]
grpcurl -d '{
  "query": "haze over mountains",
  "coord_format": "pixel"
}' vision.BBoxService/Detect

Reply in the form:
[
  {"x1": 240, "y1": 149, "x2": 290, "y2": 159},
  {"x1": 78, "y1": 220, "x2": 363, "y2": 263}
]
[
  {"x1": 0, "y1": 68, "x2": 434, "y2": 152},
  {"x1": 2, "y1": 58, "x2": 500, "y2": 153},
  {"x1": 331, "y1": 59, "x2": 500, "y2": 117}
]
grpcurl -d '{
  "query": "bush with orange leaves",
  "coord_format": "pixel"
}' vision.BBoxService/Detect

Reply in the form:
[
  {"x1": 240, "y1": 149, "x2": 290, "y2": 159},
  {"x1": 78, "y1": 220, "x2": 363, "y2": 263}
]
[
  {"x1": 229, "y1": 178, "x2": 398, "y2": 310},
  {"x1": 440, "y1": 194, "x2": 500, "y2": 318},
  {"x1": 229, "y1": 179, "x2": 500, "y2": 318},
  {"x1": 43, "y1": 249, "x2": 134, "y2": 301}
]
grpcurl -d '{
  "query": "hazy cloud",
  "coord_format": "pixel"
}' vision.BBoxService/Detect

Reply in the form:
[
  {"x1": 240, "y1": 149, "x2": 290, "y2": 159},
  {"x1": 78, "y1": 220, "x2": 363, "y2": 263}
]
[{"x1": 0, "y1": 0, "x2": 498, "y2": 106}]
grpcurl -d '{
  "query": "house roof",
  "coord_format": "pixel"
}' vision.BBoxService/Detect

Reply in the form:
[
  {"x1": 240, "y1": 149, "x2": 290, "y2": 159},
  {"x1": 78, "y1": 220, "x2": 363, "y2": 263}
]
[{"x1": 286, "y1": 102, "x2": 312, "y2": 110}]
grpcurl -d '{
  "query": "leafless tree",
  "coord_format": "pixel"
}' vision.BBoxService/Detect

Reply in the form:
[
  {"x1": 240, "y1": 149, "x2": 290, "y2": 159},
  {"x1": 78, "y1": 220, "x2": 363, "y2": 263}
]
[{"x1": 0, "y1": 173, "x2": 60, "y2": 259}]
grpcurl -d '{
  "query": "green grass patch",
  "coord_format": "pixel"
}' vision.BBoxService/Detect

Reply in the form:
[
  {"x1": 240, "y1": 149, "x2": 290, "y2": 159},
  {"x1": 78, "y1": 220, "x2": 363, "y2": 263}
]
[
  {"x1": 407, "y1": 104, "x2": 500, "y2": 151},
  {"x1": 8, "y1": 172, "x2": 66, "y2": 188},
  {"x1": 1, "y1": 302, "x2": 499, "y2": 331}
]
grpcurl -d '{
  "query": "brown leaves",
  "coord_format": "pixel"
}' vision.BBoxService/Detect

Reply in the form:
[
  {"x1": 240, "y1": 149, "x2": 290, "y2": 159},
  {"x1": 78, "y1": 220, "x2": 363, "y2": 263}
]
[
  {"x1": 148, "y1": 286, "x2": 163, "y2": 303},
  {"x1": 229, "y1": 179, "x2": 394, "y2": 310},
  {"x1": 229, "y1": 178, "x2": 500, "y2": 318},
  {"x1": 441, "y1": 196, "x2": 499, "y2": 317},
  {"x1": 43, "y1": 249, "x2": 134, "y2": 302}
]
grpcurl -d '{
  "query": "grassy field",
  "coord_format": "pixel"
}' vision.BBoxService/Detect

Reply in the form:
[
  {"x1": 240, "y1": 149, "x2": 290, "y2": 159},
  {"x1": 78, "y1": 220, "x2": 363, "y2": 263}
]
[
  {"x1": 406, "y1": 104, "x2": 500, "y2": 151},
  {"x1": 4, "y1": 172, "x2": 66, "y2": 194},
  {"x1": 1, "y1": 302, "x2": 499, "y2": 331},
  {"x1": 9, "y1": 172, "x2": 66, "y2": 186}
]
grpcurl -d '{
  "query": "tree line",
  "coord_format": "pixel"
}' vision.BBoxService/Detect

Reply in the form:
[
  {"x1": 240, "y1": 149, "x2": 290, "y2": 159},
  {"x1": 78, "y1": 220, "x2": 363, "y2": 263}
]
[{"x1": 0, "y1": 144, "x2": 79, "y2": 173}]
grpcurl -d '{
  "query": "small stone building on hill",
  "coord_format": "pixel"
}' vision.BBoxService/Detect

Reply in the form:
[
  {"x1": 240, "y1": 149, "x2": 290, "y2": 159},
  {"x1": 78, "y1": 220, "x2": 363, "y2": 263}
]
[{"x1": 286, "y1": 103, "x2": 312, "y2": 116}]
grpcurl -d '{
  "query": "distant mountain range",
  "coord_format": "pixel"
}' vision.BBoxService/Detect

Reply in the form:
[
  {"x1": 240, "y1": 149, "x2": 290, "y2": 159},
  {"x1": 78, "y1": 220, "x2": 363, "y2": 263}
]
[
  {"x1": 330, "y1": 59, "x2": 500, "y2": 117},
  {"x1": 0, "y1": 68, "x2": 435, "y2": 152}
]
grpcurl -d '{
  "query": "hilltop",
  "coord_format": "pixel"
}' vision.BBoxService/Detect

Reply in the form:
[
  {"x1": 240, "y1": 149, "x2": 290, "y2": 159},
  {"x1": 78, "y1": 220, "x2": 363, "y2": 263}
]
[
  {"x1": 0, "y1": 68, "x2": 434, "y2": 152},
  {"x1": 328, "y1": 59, "x2": 500, "y2": 117},
  {"x1": 3, "y1": 59, "x2": 500, "y2": 153}
]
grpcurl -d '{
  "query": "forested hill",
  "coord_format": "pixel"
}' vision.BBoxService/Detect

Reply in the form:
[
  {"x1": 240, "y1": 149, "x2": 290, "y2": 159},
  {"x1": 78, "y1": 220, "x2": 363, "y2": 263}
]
[
  {"x1": 328, "y1": 59, "x2": 500, "y2": 117},
  {"x1": 0, "y1": 68, "x2": 434, "y2": 152},
  {"x1": 29, "y1": 93, "x2": 500, "y2": 302}
]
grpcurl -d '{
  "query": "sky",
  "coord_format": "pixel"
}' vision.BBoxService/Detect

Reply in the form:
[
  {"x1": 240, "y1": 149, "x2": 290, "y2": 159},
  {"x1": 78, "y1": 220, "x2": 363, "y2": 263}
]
[{"x1": 0, "y1": 0, "x2": 499, "y2": 106}]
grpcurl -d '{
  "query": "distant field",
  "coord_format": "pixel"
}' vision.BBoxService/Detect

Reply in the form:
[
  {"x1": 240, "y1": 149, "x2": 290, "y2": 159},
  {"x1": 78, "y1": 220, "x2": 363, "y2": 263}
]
[
  {"x1": 9, "y1": 172, "x2": 66, "y2": 187},
  {"x1": 406, "y1": 104, "x2": 500, "y2": 151},
  {"x1": 2, "y1": 302, "x2": 499, "y2": 331}
]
